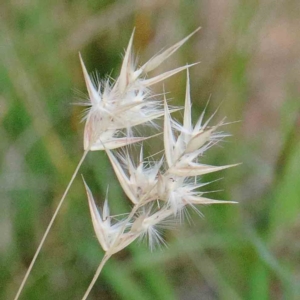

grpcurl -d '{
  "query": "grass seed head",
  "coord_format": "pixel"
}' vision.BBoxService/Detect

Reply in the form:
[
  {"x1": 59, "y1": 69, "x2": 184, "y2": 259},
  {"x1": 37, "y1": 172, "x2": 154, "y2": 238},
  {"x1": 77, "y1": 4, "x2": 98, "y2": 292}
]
[{"x1": 83, "y1": 28, "x2": 237, "y2": 253}]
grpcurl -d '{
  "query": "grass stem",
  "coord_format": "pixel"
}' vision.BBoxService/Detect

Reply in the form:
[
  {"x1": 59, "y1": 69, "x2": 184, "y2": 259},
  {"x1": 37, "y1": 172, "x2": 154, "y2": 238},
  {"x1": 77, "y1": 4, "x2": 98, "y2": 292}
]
[
  {"x1": 14, "y1": 150, "x2": 89, "y2": 300},
  {"x1": 82, "y1": 253, "x2": 111, "y2": 300}
]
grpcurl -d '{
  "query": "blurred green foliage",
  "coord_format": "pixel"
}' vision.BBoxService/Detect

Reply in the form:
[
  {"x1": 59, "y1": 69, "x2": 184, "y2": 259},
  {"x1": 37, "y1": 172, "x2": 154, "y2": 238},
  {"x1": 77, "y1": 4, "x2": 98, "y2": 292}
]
[{"x1": 1, "y1": 1, "x2": 300, "y2": 299}]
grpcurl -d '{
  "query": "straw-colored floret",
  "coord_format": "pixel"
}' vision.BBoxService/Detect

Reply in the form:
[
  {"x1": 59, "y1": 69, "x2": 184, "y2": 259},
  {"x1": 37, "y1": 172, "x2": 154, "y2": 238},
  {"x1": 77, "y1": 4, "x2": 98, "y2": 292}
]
[{"x1": 80, "y1": 28, "x2": 200, "y2": 151}]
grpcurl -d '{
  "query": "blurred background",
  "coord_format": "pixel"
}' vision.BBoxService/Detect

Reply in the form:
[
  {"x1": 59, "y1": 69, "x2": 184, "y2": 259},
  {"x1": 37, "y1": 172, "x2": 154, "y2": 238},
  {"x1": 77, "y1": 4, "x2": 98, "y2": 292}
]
[{"x1": 1, "y1": 0, "x2": 300, "y2": 299}]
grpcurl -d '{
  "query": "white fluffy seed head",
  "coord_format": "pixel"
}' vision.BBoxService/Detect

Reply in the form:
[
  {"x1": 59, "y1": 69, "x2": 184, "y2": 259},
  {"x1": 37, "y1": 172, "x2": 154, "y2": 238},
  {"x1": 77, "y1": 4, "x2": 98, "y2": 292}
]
[{"x1": 82, "y1": 28, "x2": 237, "y2": 253}]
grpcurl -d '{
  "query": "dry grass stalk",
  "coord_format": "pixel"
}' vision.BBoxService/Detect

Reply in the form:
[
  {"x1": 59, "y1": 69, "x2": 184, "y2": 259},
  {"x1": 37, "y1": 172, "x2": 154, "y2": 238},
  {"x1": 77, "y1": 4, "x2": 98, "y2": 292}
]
[{"x1": 14, "y1": 27, "x2": 237, "y2": 300}]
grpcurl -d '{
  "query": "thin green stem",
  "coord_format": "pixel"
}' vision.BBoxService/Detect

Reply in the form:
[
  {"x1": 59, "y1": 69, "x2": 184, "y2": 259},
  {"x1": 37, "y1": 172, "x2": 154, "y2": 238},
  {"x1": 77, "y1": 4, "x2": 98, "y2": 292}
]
[
  {"x1": 81, "y1": 253, "x2": 111, "y2": 300},
  {"x1": 14, "y1": 150, "x2": 89, "y2": 300}
]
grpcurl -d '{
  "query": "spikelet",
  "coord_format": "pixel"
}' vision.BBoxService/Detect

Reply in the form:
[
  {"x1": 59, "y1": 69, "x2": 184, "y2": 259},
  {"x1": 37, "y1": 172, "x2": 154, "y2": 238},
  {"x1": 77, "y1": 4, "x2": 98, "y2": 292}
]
[{"x1": 80, "y1": 28, "x2": 201, "y2": 151}]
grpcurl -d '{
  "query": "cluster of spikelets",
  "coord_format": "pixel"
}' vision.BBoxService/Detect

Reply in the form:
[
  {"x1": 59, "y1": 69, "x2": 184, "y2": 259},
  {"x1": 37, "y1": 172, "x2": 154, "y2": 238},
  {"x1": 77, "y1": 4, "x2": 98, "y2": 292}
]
[
  {"x1": 14, "y1": 28, "x2": 237, "y2": 300},
  {"x1": 80, "y1": 28, "x2": 237, "y2": 261}
]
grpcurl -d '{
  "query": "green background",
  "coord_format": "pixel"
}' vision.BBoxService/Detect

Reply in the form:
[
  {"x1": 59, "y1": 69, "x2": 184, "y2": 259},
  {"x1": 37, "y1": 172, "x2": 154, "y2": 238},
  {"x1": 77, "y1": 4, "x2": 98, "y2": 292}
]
[{"x1": 1, "y1": 0, "x2": 300, "y2": 299}]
